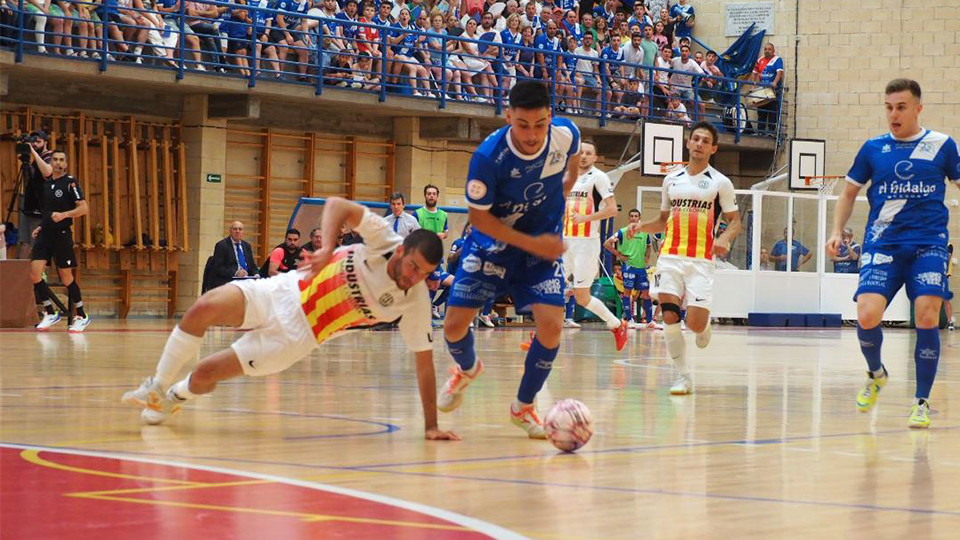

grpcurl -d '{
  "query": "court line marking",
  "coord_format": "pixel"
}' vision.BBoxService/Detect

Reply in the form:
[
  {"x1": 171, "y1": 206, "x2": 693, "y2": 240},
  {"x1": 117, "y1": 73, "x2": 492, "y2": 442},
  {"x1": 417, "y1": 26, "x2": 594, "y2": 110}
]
[
  {"x1": 4, "y1": 443, "x2": 528, "y2": 540},
  {"x1": 20, "y1": 449, "x2": 203, "y2": 485}
]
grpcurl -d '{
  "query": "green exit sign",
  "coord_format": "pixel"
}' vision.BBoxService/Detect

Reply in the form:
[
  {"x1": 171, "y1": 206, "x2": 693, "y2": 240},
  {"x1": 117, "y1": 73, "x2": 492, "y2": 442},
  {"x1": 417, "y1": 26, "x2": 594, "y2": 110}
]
[{"x1": 206, "y1": 174, "x2": 222, "y2": 183}]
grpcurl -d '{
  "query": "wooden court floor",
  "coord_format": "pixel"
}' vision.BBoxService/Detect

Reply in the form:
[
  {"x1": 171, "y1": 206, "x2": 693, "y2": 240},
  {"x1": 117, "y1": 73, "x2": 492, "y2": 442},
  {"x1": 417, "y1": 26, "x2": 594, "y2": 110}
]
[{"x1": 2, "y1": 321, "x2": 960, "y2": 539}]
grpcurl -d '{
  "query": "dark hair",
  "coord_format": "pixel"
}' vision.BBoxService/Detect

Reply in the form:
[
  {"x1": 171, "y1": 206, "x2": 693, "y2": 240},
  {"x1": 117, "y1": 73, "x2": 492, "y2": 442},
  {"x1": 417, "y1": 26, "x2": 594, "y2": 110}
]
[
  {"x1": 51, "y1": 149, "x2": 67, "y2": 160},
  {"x1": 389, "y1": 191, "x2": 405, "y2": 203},
  {"x1": 310, "y1": 227, "x2": 322, "y2": 236},
  {"x1": 402, "y1": 229, "x2": 444, "y2": 265},
  {"x1": 628, "y1": 208, "x2": 640, "y2": 216},
  {"x1": 680, "y1": 44, "x2": 690, "y2": 51},
  {"x1": 689, "y1": 121, "x2": 719, "y2": 146},
  {"x1": 423, "y1": 184, "x2": 440, "y2": 196},
  {"x1": 580, "y1": 139, "x2": 596, "y2": 151},
  {"x1": 885, "y1": 78, "x2": 922, "y2": 99},
  {"x1": 509, "y1": 80, "x2": 551, "y2": 110},
  {"x1": 31, "y1": 129, "x2": 49, "y2": 141},
  {"x1": 286, "y1": 228, "x2": 301, "y2": 237}
]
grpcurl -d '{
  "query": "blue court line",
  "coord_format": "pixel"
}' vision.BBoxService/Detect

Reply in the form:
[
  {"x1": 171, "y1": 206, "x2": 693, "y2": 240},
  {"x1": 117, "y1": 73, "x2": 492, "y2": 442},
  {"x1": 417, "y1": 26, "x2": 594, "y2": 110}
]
[
  {"x1": 0, "y1": 404, "x2": 398, "y2": 440},
  {"x1": 4, "y1": 437, "x2": 959, "y2": 518}
]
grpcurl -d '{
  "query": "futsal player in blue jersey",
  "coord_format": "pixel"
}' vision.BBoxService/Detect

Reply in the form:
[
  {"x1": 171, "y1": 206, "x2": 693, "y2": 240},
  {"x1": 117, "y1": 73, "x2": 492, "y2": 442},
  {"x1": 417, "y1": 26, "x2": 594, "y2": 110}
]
[
  {"x1": 437, "y1": 81, "x2": 581, "y2": 438},
  {"x1": 828, "y1": 78, "x2": 960, "y2": 428}
]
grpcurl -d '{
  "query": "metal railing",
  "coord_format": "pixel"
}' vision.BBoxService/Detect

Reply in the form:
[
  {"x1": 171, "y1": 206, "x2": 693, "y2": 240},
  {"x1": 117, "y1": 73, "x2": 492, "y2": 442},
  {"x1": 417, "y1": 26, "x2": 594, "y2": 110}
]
[{"x1": 0, "y1": 1, "x2": 784, "y2": 140}]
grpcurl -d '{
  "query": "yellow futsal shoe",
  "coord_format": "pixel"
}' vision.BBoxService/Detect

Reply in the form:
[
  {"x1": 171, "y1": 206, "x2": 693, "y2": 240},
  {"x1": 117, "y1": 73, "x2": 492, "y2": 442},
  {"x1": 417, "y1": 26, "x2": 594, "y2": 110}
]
[
  {"x1": 856, "y1": 367, "x2": 888, "y2": 412},
  {"x1": 909, "y1": 399, "x2": 931, "y2": 429}
]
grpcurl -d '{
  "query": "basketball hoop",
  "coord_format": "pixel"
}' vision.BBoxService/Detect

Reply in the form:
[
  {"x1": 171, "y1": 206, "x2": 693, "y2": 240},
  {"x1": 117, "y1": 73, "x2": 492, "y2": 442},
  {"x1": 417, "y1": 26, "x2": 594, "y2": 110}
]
[
  {"x1": 804, "y1": 175, "x2": 844, "y2": 197},
  {"x1": 658, "y1": 161, "x2": 688, "y2": 174}
]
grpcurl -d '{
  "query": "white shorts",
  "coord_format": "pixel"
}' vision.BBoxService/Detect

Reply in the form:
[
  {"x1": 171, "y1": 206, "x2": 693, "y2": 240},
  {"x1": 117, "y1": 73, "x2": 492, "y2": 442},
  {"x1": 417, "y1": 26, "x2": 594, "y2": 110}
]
[
  {"x1": 654, "y1": 256, "x2": 716, "y2": 309},
  {"x1": 228, "y1": 271, "x2": 317, "y2": 377},
  {"x1": 564, "y1": 237, "x2": 601, "y2": 289}
]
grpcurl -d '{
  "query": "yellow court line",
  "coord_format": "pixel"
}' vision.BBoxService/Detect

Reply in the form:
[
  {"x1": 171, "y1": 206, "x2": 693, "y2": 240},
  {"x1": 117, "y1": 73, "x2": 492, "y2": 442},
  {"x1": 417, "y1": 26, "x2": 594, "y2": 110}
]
[
  {"x1": 68, "y1": 493, "x2": 472, "y2": 532},
  {"x1": 74, "y1": 479, "x2": 270, "y2": 497},
  {"x1": 20, "y1": 449, "x2": 204, "y2": 485}
]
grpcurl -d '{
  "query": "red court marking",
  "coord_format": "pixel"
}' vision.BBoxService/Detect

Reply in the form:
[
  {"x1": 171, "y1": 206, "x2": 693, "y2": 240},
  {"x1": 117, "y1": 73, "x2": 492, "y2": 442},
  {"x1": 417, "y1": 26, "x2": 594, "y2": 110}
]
[{"x1": 0, "y1": 447, "x2": 505, "y2": 539}]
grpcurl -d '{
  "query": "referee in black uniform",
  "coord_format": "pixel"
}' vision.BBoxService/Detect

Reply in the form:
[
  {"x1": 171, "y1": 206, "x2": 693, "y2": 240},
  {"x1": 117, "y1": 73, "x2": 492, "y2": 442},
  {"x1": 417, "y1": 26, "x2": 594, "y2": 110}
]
[{"x1": 30, "y1": 150, "x2": 91, "y2": 332}]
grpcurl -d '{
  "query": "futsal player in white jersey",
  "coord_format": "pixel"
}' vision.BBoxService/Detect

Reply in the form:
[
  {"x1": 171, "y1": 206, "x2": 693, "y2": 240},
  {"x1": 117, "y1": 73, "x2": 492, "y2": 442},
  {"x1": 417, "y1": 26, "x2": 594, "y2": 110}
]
[
  {"x1": 828, "y1": 78, "x2": 960, "y2": 428},
  {"x1": 562, "y1": 140, "x2": 629, "y2": 350},
  {"x1": 121, "y1": 197, "x2": 460, "y2": 440},
  {"x1": 632, "y1": 122, "x2": 742, "y2": 394}
]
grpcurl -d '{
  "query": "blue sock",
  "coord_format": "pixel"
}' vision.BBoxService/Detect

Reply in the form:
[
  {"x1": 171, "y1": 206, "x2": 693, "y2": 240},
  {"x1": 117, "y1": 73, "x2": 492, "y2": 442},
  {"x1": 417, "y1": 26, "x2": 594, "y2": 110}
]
[
  {"x1": 565, "y1": 296, "x2": 576, "y2": 319},
  {"x1": 433, "y1": 289, "x2": 449, "y2": 307},
  {"x1": 642, "y1": 298, "x2": 653, "y2": 323},
  {"x1": 446, "y1": 330, "x2": 476, "y2": 372},
  {"x1": 621, "y1": 296, "x2": 631, "y2": 322},
  {"x1": 915, "y1": 328, "x2": 940, "y2": 400},
  {"x1": 517, "y1": 337, "x2": 559, "y2": 404},
  {"x1": 680, "y1": 309, "x2": 686, "y2": 321},
  {"x1": 857, "y1": 324, "x2": 884, "y2": 373},
  {"x1": 482, "y1": 298, "x2": 494, "y2": 316}
]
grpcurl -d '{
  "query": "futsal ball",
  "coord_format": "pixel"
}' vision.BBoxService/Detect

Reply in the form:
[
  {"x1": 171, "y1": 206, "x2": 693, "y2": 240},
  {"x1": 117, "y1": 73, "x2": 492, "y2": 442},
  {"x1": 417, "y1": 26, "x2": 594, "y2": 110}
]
[{"x1": 544, "y1": 399, "x2": 593, "y2": 452}]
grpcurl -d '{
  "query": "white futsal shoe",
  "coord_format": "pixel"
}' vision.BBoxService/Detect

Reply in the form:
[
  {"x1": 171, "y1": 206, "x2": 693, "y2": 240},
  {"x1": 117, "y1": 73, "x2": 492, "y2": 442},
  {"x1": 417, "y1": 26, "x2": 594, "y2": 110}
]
[
  {"x1": 438, "y1": 359, "x2": 484, "y2": 412},
  {"x1": 670, "y1": 373, "x2": 693, "y2": 395},
  {"x1": 68, "y1": 315, "x2": 91, "y2": 333},
  {"x1": 141, "y1": 390, "x2": 185, "y2": 425},
  {"x1": 122, "y1": 376, "x2": 164, "y2": 408},
  {"x1": 510, "y1": 401, "x2": 547, "y2": 439},
  {"x1": 563, "y1": 318, "x2": 581, "y2": 328},
  {"x1": 36, "y1": 312, "x2": 62, "y2": 331}
]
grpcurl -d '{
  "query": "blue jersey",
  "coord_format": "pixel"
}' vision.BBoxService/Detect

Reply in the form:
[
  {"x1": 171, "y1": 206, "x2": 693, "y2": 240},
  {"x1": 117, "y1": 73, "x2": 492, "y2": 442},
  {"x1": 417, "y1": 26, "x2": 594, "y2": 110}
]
[
  {"x1": 335, "y1": 12, "x2": 360, "y2": 41},
  {"x1": 391, "y1": 23, "x2": 419, "y2": 56},
  {"x1": 535, "y1": 35, "x2": 562, "y2": 68},
  {"x1": 464, "y1": 117, "x2": 581, "y2": 249},
  {"x1": 670, "y1": 3, "x2": 695, "y2": 37},
  {"x1": 275, "y1": 0, "x2": 309, "y2": 28},
  {"x1": 500, "y1": 28, "x2": 522, "y2": 62},
  {"x1": 847, "y1": 130, "x2": 960, "y2": 249},
  {"x1": 599, "y1": 45, "x2": 624, "y2": 77}
]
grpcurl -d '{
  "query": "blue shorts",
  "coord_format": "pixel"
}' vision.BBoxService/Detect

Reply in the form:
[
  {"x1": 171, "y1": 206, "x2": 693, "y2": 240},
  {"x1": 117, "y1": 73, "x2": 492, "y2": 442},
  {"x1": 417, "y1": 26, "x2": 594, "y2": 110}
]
[
  {"x1": 448, "y1": 236, "x2": 566, "y2": 311},
  {"x1": 622, "y1": 264, "x2": 649, "y2": 292},
  {"x1": 856, "y1": 245, "x2": 950, "y2": 302}
]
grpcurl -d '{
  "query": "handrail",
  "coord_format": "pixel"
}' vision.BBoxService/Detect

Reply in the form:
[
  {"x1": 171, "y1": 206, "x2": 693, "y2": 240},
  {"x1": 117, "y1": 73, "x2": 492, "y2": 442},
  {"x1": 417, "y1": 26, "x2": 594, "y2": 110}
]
[{"x1": 0, "y1": 2, "x2": 784, "y2": 139}]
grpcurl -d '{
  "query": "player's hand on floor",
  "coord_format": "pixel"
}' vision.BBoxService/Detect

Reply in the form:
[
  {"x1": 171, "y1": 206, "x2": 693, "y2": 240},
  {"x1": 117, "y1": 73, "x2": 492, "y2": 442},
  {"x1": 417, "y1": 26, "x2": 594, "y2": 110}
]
[
  {"x1": 527, "y1": 233, "x2": 565, "y2": 261},
  {"x1": 425, "y1": 428, "x2": 461, "y2": 441}
]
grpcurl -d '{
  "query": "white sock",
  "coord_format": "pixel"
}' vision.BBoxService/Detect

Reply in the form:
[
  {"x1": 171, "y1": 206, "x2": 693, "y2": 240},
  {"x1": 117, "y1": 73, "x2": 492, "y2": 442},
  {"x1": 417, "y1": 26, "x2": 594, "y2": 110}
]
[
  {"x1": 168, "y1": 374, "x2": 196, "y2": 401},
  {"x1": 155, "y1": 326, "x2": 203, "y2": 387},
  {"x1": 34, "y1": 17, "x2": 46, "y2": 44},
  {"x1": 663, "y1": 322, "x2": 688, "y2": 375},
  {"x1": 585, "y1": 296, "x2": 621, "y2": 329}
]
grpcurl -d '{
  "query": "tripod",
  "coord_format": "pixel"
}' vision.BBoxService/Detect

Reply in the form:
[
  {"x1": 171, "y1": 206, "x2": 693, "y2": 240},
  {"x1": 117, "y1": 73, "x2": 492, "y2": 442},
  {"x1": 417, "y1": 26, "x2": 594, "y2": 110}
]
[{"x1": 4, "y1": 158, "x2": 71, "y2": 321}]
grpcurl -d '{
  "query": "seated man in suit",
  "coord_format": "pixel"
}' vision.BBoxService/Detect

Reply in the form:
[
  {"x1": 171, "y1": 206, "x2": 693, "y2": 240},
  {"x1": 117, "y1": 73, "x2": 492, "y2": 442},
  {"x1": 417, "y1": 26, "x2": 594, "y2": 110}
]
[{"x1": 210, "y1": 221, "x2": 258, "y2": 289}]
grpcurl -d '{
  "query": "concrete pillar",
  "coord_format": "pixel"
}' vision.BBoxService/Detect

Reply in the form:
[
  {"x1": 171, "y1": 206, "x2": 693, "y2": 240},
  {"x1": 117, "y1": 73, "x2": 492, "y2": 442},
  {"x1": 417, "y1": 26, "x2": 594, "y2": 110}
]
[{"x1": 177, "y1": 95, "x2": 227, "y2": 313}]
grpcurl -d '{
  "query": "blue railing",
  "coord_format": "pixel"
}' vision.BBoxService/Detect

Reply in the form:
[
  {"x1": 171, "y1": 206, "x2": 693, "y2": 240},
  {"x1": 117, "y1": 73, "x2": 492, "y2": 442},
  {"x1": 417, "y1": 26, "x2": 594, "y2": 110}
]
[{"x1": 0, "y1": 1, "x2": 784, "y2": 140}]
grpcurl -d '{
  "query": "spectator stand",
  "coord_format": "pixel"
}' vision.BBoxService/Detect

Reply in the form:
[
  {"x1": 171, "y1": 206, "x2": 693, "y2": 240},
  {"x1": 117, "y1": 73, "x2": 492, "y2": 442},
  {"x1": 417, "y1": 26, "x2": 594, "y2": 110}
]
[{"x1": 1, "y1": 1, "x2": 784, "y2": 140}]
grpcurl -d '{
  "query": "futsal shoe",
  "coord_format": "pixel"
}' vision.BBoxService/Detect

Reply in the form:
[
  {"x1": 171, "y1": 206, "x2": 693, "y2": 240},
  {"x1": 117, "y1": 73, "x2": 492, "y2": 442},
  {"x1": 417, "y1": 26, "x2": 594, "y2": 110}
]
[
  {"x1": 855, "y1": 367, "x2": 888, "y2": 413},
  {"x1": 510, "y1": 401, "x2": 547, "y2": 439},
  {"x1": 909, "y1": 399, "x2": 931, "y2": 429},
  {"x1": 35, "y1": 312, "x2": 62, "y2": 331},
  {"x1": 141, "y1": 390, "x2": 184, "y2": 425},
  {"x1": 670, "y1": 373, "x2": 693, "y2": 395},
  {"x1": 612, "y1": 320, "x2": 629, "y2": 351},
  {"x1": 121, "y1": 376, "x2": 164, "y2": 408},
  {"x1": 478, "y1": 314, "x2": 495, "y2": 328},
  {"x1": 563, "y1": 318, "x2": 581, "y2": 328},
  {"x1": 437, "y1": 359, "x2": 484, "y2": 413},
  {"x1": 68, "y1": 315, "x2": 91, "y2": 333},
  {"x1": 520, "y1": 331, "x2": 535, "y2": 351},
  {"x1": 695, "y1": 320, "x2": 712, "y2": 349}
]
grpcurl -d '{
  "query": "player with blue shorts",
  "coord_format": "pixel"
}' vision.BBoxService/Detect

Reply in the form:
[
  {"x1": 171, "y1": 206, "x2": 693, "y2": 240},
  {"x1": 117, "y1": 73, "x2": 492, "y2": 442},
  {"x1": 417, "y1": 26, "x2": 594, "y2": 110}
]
[
  {"x1": 437, "y1": 81, "x2": 581, "y2": 438},
  {"x1": 828, "y1": 78, "x2": 960, "y2": 428},
  {"x1": 604, "y1": 208, "x2": 653, "y2": 328}
]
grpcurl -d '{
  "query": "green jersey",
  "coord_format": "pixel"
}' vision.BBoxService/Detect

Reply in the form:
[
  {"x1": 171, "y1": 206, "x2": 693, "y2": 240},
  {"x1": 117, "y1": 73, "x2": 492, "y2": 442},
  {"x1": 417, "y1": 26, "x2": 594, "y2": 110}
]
[
  {"x1": 617, "y1": 227, "x2": 649, "y2": 268},
  {"x1": 415, "y1": 207, "x2": 448, "y2": 235}
]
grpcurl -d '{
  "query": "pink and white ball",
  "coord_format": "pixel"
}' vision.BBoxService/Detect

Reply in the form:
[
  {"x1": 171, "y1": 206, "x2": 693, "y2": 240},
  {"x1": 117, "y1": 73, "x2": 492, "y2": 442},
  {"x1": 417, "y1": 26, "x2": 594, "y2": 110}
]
[{"x1": 544, "y1": 399, "x2": 594, "y2": 452}]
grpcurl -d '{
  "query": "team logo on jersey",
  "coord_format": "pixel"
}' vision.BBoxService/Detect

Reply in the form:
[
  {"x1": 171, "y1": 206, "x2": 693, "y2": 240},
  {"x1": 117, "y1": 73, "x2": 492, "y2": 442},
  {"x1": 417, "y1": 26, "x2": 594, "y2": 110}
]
[
  {"x1": 55, "y1": 189, "x2": 63, "y2": 198},
  {"x1": 466, "y1": 179, "x2": 487, "y2": 200},
  {"x1": 882, "y1": 144, "x2": 892, "y2": 153},
  {"x1": 461, "y1": 254, "x2": 482, "y2": 273},
  {"x1": 378, "y1": 293, "x2": 394, "y2": 307},
  {"x1": 697, "y1": 179, "x2": 710, "y2": 189},
  {"x1": 510, "y1": 168, "x2": 522, "y2": 178}
]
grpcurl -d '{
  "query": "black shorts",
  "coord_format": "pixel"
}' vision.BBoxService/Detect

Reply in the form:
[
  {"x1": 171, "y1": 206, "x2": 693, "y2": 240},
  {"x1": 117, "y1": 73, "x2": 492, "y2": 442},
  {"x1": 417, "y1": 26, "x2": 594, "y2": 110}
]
[
  {"x1": 31, "y1": 228, "x2": 77, "y2": 268},
  {"x1": 227, "y1": 38, "x2": 248, "y2": 55}
]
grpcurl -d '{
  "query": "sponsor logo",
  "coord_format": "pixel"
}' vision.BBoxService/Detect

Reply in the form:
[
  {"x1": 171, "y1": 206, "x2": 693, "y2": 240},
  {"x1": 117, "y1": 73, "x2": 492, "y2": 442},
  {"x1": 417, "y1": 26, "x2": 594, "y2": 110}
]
[
  {"x1": 466, "y1": 179, "x2": 487, "y2": 200},
  {"x1": 461, "y1": 254, "x2": 481, "y2": 273},
  {"x1": 341, "y1": 251, "x2": 375, "y2": 319},
  {"x1": 670, "y1": 198, "x2": 713, "y2": 210},
  {"x1": 536, "y1": 359, "x2": 554, "y2": 369},
  {"x1": 918, "y1": 348, "x2": 938, "y2": 360},
  {"x1": 873, "y1": 253, "x2": 893, "y2": 265},
  {"x1": 914, "y1": 271, "x2": 943, "y2": 287},
  {"x1": 510, "y1": 167, "x2": 522, "y2": 178},
  {"x1": 881, "y1": 144, "x2": 891, "y2": 153},
  {"x1": 859, "y1": 340, "x2": 875, "y2": 348},
  {"x1": 248, "y1": 360, "x2": 256, "y2": 368},
  {"x1": 494, "y1": 144, "x2": 510, "y2": 164},
  {"x1": 482, "y1": 261, "x2": 506, "y2": 278},
  {"x1": 893, "y1": 160, "x2": 915, "y2": 181},
  {"x1": 876, "y1": 179, "x2": 937, "y2": 197},
  {"x1": 531, "y1": 278, "x2": 563, "y2": 296},
  {"x1": 378, "y1": 293, "x2": 394, "y2": 307},
  {"x1": 453, "y1": 277, "x2": 483, "y2": 294}
]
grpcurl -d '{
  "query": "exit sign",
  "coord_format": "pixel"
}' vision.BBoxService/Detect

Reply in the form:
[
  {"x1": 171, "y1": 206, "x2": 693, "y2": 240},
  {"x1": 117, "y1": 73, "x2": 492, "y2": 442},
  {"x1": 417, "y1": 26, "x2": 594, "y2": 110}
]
[{"x1": 206, "y1": 174, "x2": 222, "y2": 183}]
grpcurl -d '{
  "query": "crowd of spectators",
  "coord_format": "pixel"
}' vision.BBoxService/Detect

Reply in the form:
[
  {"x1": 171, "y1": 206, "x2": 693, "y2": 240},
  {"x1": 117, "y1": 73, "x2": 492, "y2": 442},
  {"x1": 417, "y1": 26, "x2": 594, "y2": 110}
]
[{"x1": 2, "y1": 0, "x2": 782, "y2": 130}]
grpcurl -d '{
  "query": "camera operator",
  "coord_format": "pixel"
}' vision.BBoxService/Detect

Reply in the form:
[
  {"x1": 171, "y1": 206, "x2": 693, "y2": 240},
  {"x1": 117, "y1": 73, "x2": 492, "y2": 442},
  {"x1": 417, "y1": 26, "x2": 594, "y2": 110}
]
[
  {"x1": 18, "y1": 130, "x2": 53, "y2": 259},
  {"x1": 31, "y1": 150, "x2": 91, "y2": 332}
]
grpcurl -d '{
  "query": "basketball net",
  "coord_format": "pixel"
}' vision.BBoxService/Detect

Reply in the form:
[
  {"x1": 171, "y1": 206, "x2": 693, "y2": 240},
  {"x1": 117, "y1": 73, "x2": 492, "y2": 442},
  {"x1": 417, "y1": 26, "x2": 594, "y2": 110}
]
[
  {"x1": 804, "y1": 175, "x2": 844, "y2": 197},
  {"x1": 658, "y1": 161, "x2": 688, "y2": 175}
]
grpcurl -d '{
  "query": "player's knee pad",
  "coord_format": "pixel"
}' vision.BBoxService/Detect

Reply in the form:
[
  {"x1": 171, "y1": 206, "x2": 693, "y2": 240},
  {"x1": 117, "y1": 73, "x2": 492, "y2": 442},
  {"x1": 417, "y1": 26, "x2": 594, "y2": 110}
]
[{"x1": 660, "y1": 302, "x2": 682, "y2": 321}]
